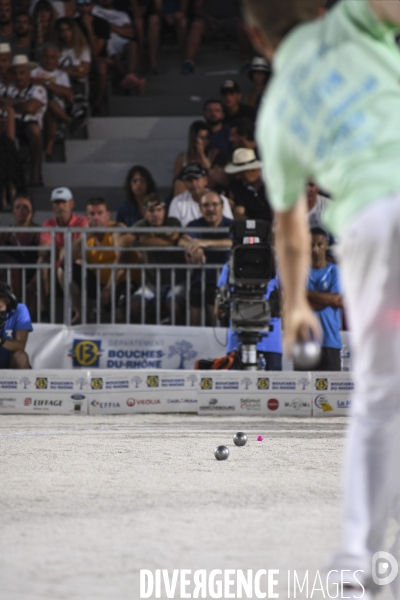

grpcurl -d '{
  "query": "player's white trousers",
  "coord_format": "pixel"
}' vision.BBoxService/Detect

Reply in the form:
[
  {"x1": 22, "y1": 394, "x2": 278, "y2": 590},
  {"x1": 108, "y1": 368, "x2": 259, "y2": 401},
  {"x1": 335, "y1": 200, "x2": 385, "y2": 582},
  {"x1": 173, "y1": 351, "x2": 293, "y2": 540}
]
[{"x1": 335, "y1": 192, "x2": 400, "y2": 585}]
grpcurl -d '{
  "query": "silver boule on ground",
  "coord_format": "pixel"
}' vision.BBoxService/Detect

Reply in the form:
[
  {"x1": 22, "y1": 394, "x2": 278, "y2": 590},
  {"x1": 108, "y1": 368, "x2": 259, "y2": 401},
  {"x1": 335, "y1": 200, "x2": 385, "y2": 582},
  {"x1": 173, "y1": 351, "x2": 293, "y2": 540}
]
[
  {"x1": 233, "y1": 432, "x2": 248, "y2": 446},
  {"x1": 214, "y1": 445, "x2": 230, "y2": 460}
]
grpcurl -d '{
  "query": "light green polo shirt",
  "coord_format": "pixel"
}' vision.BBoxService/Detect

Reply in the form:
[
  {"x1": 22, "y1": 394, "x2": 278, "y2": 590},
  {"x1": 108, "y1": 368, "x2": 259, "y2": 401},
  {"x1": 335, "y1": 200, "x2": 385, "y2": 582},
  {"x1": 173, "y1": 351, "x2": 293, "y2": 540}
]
[{"x1": 256, "y1": 0, "x2": 400, "y2": 236}]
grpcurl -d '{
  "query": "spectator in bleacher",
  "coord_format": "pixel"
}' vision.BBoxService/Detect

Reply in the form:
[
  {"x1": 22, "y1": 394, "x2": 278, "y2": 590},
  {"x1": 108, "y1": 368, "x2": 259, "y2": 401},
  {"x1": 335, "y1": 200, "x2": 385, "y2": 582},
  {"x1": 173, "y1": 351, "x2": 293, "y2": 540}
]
[
  {"x1": 75, "y1": 0, "x2": 110, "y2": 62},
  {"x1": 161, "y1": 0, "x2": 188, "y2": 68},
  {"x1": 0, "y1": 282, "x2": 32, "y2": 369},
  {"x1": 126, "y1": 192, "x2": 186, "y2": 324},
  {"x1": 220, "y1": 80, "x2": 255, "y2": 125},
  {"x1": 91, "y1": 0, "x2": 145, "y2": 110},
  {"x1": 307, "y1": 180, "x2": 332, "y2": 230},
  {"x1": 182, "y1": 0, "x2": 250, "y2": 74},
  {"x1": 0, "y1": 0, "x2": 13, "y2": 45},
  {"x1": 229, "y1": 117, "x2": 255, "y2": 151},
  {"x1": 32, "y1": 1, "x2": 57, "y2": 55},
  {"x1": 203, "y1": 98, "x2": 230, "y2": 155},
  {"x1": 38, "y1": 186, "x2": 87, "y2": 321},
  {"x1": 0, "y1": 43, "x2": 15, "y2": 142},
  {"x1": 244, "y1": 56, "x2": 271, "y2": 112},
  {"x1": 225, "y1": 148, "x2": 273, "y2": 224},
  {"x1": 179, "y1": 190, "x2": 233, "y2": 325},
  {"x1": 169, "y1": 162, "x2": 233, "y2": 227},
  {"x1": 31, "y1": 43, "x2": 76, "y2": 161},
  {"x1": 11, "y1": 12, "x2": 36, "y2": 60},
  {"x1": 0, "y1": 54, "x2": 47, "y2": 186},
  {"x1": 116, "y1": 165, "x2": 158, "y2": 226},
  {"x1": 50, "y1": 0, "x2": 79, "y2": 19},
  {"x1": 0, "y1": 195, "x2": 40, "y2": 302},
  {"x1": 305, "y1": 227, "x2": 343, "y2": 371},
  {"x1": 58, "y1": 196, "x2": 139, "y2": 323},
  {"x1": 207, "y1": 152, "x2": 231, "y2": 197},
  {"x1": 53, "y1": 17, "x2": 91, "y2": 83},
  {"x1": 131, "y1": 0, "x2": 161, "y2": 74},
  {"x1": 173, "y1": 120, "x2": 213, "y2": 196}
]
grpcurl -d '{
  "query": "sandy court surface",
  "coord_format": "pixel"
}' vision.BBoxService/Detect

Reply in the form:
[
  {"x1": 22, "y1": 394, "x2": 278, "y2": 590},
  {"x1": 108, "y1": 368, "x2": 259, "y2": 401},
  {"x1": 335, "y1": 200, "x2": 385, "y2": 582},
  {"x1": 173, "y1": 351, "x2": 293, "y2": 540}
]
[{"x1": 0, "y1": 414, "x2": 390, "y2": 600}]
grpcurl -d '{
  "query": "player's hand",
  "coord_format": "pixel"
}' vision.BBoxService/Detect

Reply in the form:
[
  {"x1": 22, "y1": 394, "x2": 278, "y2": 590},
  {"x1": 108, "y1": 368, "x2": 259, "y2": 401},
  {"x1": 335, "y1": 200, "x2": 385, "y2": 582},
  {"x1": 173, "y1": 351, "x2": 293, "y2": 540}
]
[{"x1": 283, "y1": 303, "x2": 322, "y2": 357}]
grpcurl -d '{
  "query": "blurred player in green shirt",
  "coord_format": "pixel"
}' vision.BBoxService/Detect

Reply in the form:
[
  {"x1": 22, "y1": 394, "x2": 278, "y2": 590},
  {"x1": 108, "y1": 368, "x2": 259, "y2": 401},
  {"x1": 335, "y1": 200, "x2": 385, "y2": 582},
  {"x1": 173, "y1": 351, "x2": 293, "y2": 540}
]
[{"x1": 243, "y1": 0, "x2": 400, "y2": 597}]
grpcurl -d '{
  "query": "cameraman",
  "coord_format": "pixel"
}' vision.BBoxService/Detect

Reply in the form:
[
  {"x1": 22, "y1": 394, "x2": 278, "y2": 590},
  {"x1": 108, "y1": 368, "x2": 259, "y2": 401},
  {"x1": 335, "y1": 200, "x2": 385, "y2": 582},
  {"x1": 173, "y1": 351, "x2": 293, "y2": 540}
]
[
  {"x1": 0, "y1": 283, "x2": 32, "y2": 369},
  {"x1": 215, "y1": 263, "x2": 283, "y2": 370}
]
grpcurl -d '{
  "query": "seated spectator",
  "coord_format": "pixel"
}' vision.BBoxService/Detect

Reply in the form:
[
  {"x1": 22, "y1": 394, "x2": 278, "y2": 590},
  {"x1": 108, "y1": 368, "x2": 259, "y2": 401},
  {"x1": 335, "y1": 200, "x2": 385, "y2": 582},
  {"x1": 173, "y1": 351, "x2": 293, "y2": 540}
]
[
  {"x1": 182, "y1": 0, "x2": 250, "y2": 74},
  {"x1": 220, "y1": 80, "x2": 255, "y2": 125},
  {"x1": 0, "y1": 194, "x2": 40, "y2": 315},
  {"x1": 307, "y1": 180, "x2": 332, "y2": 230},
  {"x1": 53, "y1": 17, "x2": 91, "y2": 83},
  {"x1": 244, "y1": 56, "x2": 271, "y2": 112},
  {"x1": 179, "y1": 191, "x2": 233, "y2": 325},
  {"x1": 58, "y1": 197, "x2": 139, "y2": 323},
  {"x1": 1, "y1": 54, "x2": 47, "y2": 185},
  {"x1": 0, "y1": 282, "x2": 32, "y2": 369},
  {"x1": 225, "y1": 148, "x2": 273, "y2": 224},
  {"x1": 127, "y1": 193, "x2": 186, "y2": 324},
  {"x1": 0, "y1": 0, "x2": 13, "y2": 45},
  {"x1": 0, "y1": 43, "x2": 15, "y2": 142},
  {"x1": 203, "y1": 98, "x2": 230, "y2": 155},
  {"x1": 31, "y1": 43, "x2": 77, "y2": 160},
  {"x1": 173, "y1": 120, "x2": 213, "y2": 196},
  {"x1": 39, "y1": 187, "x2": 87, "y2": 321},
  {"x1": 131, "y1": 0, "x2": 161, "y2": 74},
  {"x1": 215, "y1": 263, "x2": 283, "y2": 370},
  {"x1": 116, "y1": 165, "x2": 158, "y2": 226},
  {"x1": 161, "y1": 0, "x2": 188, "y2": 69},
  {"x1": 169, "y1": 162, "x2": 233, "y2": 227},
  {"x1": 75, "y1": 0, "x2": 110, "y2": 64},
  {"x1": 91, "y1": 0, "x2": 145, "y2": 112},
  {"x1": 12, "y1": 11, "x2": 36, "y2": 60},
  {"x1": 229, "y1": 117, "x2": 255, "y2": 151},
  {"x1": 32, "y1": 0, "x2": 57, "y2": 56},
  {"x1": 305, "y1": 227, "x2": 343, "y2": 372}
]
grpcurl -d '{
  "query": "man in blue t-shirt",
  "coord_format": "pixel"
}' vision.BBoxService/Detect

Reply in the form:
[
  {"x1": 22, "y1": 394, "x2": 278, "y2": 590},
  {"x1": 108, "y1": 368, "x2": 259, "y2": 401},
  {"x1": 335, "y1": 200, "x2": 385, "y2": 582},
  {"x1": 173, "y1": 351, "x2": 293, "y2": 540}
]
[
  {"x1": 179, "y1": 191, "x2": 233, "y2": 325},
  {"x1": 306, "y1": 227, "x2": 343, "y2": 371},
  {"x1": 216, "y1": 263, "x2": 282, "y2": 370},
  {"x1": 0, "y1": 284, "x2": 33, "y2": 369}
]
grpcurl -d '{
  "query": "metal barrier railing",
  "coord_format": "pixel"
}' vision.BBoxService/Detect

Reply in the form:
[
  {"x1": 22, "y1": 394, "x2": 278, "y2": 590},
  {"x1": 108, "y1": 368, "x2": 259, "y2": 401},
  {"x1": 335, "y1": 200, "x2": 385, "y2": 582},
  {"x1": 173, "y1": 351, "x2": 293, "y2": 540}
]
[{"x1": 0, "y1": 226, "x2": 231, "y2": 326}]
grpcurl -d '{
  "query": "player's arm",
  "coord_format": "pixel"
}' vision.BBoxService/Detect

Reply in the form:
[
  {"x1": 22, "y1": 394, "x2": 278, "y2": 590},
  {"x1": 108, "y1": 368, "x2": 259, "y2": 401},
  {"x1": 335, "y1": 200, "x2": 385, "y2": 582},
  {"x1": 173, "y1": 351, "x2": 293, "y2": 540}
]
[
  {"x1": 0, "y1": 330, "x2": 29, "y2": 353},
  {"x1": 274, "y1": 195, "x2": 321, "y2": 355},
  {"x1": 369, "y1": 1, "x2": 400, "y2": 25}
]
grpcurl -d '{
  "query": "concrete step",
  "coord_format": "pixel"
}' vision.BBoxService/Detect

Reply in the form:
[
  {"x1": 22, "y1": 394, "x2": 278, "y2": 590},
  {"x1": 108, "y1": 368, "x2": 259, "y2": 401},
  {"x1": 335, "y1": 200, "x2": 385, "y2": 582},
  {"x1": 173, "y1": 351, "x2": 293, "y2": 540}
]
[{"x1": 86, "y1": 116, "x2": 197, "y2": 141}]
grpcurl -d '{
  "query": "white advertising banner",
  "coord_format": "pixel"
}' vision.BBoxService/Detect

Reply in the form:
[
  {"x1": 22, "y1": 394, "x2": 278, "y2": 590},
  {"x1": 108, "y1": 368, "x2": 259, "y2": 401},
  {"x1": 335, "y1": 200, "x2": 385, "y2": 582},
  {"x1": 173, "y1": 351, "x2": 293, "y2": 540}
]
[
  {"x1": 312, "y1": 372, "x2": 354, "y2": 416},
  {"x1": 0, "y1": 370, "x2": 88, "y2": 415},
  {"x1": 27, "y1": 324, "x2": 228, "y2": 370},
  {"x1": 87, "y1": 370, "x2": 198, "y2": 415},
  {"x1": 197, "y1": 371, "x2": 313, "y2": 416}
]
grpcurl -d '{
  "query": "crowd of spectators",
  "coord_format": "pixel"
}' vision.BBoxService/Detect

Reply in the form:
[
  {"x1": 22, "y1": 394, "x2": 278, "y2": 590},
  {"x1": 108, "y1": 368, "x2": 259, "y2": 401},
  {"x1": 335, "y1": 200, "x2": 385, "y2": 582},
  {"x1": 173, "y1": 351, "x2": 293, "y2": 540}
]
[{"x1": 0, "y1": 0, "x2": 345, "y2": 371}]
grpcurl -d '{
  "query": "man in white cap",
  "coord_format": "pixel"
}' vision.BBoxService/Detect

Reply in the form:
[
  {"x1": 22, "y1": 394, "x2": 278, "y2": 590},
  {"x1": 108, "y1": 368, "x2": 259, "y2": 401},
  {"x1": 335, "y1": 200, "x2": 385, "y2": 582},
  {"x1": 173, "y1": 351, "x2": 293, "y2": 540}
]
[
  {"x1": 225, "y1": 147, "x2": 273, "y2": 225},
  {"x1": 38, "y1": 187, "x2": 87, "y2": 319},
  {"x1": 0, "y1": 54, "x2": 46, "y2": 185}
]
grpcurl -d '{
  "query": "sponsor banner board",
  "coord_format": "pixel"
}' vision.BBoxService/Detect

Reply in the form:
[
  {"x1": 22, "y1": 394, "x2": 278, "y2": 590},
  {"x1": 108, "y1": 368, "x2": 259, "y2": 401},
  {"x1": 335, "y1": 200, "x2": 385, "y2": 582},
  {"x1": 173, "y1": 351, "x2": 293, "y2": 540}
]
[
  {"x1": 198, "y1": 371, "x2": 312, "y2": 394},
  {"x1": 198, "y1": 393, "x2": 311, "y2": 416},
  {"x1": 313, "y1": 393, "x2": 352, "y2": 417},
  {"x1": 312, "y1": 372, "x2": 354, "y2": 394},
  {"x1": 87, "y1": 370, "x2": 198, "y2": 414},
  {"x1": 0, "y1": 395, "x2": 87, "y2": 415}
]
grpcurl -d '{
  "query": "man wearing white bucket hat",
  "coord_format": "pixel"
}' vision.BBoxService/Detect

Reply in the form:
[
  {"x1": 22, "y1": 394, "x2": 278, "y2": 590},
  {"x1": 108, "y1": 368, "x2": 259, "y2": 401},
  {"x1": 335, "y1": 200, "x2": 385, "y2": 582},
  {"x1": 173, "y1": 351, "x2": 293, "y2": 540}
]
[
  {"x1": 225, "y1": 147, "x2": 273, "y2": 224},
  {"x1": 0, "y1": 54, "x2": 47, "y2": 185}
]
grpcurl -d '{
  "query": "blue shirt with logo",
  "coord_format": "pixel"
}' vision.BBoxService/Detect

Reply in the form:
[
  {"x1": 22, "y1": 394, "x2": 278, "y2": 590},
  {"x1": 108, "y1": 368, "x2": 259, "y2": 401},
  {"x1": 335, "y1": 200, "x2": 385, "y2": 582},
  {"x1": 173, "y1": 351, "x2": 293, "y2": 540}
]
[
  {"x1": 307, "y1": 263, "x2": 342, "y2": 349},
  {"x1": 0, "y1": 303, "x2": 33, "y2": 368},
  {"x1": 217, "y1": 263, "x2": 282, "y2": 354}
]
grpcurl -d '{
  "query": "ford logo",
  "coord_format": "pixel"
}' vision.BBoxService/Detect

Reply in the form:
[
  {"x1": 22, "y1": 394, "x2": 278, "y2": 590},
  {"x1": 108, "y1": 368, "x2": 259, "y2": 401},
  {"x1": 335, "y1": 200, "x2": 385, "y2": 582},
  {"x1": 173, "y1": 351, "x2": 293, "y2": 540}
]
[{"x1": 71, "y1": 394, "x2": 85, "y2": 400}]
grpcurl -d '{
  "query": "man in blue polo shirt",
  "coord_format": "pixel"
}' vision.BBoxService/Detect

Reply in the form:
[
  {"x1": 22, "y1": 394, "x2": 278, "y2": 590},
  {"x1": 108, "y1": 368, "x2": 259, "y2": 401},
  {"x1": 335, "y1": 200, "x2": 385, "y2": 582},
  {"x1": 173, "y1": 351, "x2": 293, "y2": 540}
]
[
  {"x1": 306, "y1": 227, "x2": 343, "y2": 371},
  {"x1": 0, "y1": 283, "x2": 32, "y2": 369}
]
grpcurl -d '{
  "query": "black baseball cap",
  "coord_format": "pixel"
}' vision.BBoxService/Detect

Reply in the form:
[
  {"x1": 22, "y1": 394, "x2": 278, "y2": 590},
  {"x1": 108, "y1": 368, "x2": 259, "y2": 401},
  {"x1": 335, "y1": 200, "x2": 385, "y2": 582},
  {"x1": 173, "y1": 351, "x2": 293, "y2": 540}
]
[
  {"x1": 178, "y1": 163, "x2": 208, "y2": 181},
  {"x1": 220, "y1": 80, "x2": 241, "y2": 94}
]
